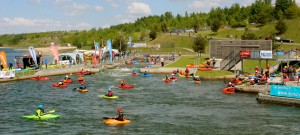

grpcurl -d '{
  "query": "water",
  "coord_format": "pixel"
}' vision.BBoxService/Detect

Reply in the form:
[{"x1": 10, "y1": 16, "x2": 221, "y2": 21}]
[{"x1": 1, "y1": 70, "x2": 300, "y2": 134}]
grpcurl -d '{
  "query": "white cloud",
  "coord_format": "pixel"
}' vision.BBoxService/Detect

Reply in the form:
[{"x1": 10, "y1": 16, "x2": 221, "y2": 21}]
[
  {"x1": 127, "y1": 2, "x2": 151, "y2": 16},
  {"x1": 188, "y1": 0, "x2": 221, "y2": 12},
  {"x1": 95, "y1": 6, "x2": 104, "y2": 11},
  {"x1": 0, "y1": 17, "x2": 92, "y2": 34},
  {"x1": 52, "y1": 0, "x2": 89, "y2": 16}
]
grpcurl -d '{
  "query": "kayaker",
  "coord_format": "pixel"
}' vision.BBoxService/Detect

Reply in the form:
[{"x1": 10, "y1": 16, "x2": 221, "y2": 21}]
[
  {"x1": 121, "y1": 79, "x2": 126, "y2": 86},
  {"x1": 227, "y1": 82, "x2": 235, "y2": 88},
  {"x1": 106, "y1": 90, "x2": 113, "y2": 97},
  {"x1": 179, "y1": 70, "x2": 184, "y2": 75},
  {"x1": 58, "y1": 81, "x2": 64, "y2": 86},
  {"x1": 114, "y1": 108, "x2": 124, "y2": 121},
  {"x1": 185, "y1": 68, "x2": 190, "y2": 76},
  {"x1": 65, "y1": 75, "x2": 70, "y2": 80},
  {"x1": 36, "y1": 104, "x2": 44, "y2": 118},
  {"x1": 165, "y1": 75, "x2": 170, "y2": 80},
  {"x1": 79, "y1": 82, "x2": 86, "y2": 89},
  {"x1": 77, "y1": 76, "x2": 84, "y2": 82},
  {"x1": 170, "y1": 74, "x2": 176, "y2": 79},
  {"x1": 144, "y1": 71, "x2": 148, "y2": 75},
  {"x1": 194, "y1": 76, "x2": 201, "y2": 81}
]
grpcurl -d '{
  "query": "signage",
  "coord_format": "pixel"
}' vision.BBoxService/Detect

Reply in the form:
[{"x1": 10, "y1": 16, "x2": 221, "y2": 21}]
[
  {"x1": 260, "y1": 50, "x2": 272, "y2": 59},
  {"x1": 0, "y1": 71, "x2": 15, "y2": 79},
  {"x1": 270, "y1": 85, "x2": 300, "y2": 99}
]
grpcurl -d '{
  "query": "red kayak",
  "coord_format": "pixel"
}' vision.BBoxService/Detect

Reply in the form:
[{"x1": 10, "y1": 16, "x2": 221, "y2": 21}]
[
  {"x1": 62, "y1": 79, "x2": 73, "y2": 83},
  {"x1": 30, "y1": 77, "x2": 51, "y2": 81},
  {"x1": 52, "y1": 83, "x2": 68, "y2": 88},
  {"x1": 222, "y1": 87, "x2": 235, "y2": 94},
  {"x1": 118, "y1": 84, "x2": 134, "y2": 89},
  {"x1": 76, "y1": 71, "x2": 93, "y2": 75},
  {"x1": 163, "y1": 79, "x2": 171, "y2": 83},
  {"x1": 170, "y1": 77, "x2": 177, "y2": 81},
  {"x1": 131, "y1": 73, "x2": 138, "y2": 77}
]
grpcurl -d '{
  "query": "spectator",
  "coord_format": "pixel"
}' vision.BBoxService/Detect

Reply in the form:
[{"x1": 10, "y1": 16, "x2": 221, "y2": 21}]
[
  {"x1": 8, "y1": 63, "x2": 13, "y2": 70},
  {"x1": 44, "y1": 60, "x2": 48, "y2": 69},
  {"x1": 160, "y1": 57, "x2": 164, "y2": 67}
]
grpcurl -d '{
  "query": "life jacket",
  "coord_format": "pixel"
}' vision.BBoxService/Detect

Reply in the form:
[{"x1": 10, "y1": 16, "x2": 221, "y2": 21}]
[
  {"x1": 36, "y1": 108, "x2": 44, "y2": 116},
  {"x1": 108, "y1": 91, "x2": 113, "y2": 96}
]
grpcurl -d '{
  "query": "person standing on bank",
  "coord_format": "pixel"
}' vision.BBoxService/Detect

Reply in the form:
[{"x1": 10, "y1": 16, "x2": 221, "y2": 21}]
[{"x1": 160, "y1": 57, "x2": 164, "y2": 67}]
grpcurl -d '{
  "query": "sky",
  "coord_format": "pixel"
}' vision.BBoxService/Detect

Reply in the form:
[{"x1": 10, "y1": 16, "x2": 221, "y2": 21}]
[{"x1": 0, "y1": 0, "x2": 299, "y2": 35}]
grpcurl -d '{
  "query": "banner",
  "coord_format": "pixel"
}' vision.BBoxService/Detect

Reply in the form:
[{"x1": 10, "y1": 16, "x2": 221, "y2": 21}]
[
  {"x1": 270, "y1": 85, "x2": 300, "y2": 99},
  {"x1": 260, "y1": 50, "x2": 272, "y2": 59},
  {"x1": 107, "y1": 40, "x2": 113, "y2": 63},
  {"x1": 129, "y1": 36, "x2": 132, "y2": 47},
  {"x1": 0, "y1": 51, "x2": 8, "y2": 69},
  {"x1": 28, "y1": 46, "x2": 37, "y2": 66},
  {"x1": 50, "y1": 43, "x2": 59, "y2": 64},
  {"x1": 0, "y1": 71, "x2": 15, "y2": 79}
]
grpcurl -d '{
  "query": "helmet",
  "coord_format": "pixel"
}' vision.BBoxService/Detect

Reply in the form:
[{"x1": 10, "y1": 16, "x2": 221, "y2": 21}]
[
  {"x1": 229, "y1": 82, "x2": 232, "y2": 85},
  {"x1": 66, "y1": 75, "x2": 69, "y2": 78},
  {"x1": 117, "y1": 108, "x2": 122, "y2": 112},
  {"x1": 38, "y1": 104, "x2": 43, "y2": 109}
]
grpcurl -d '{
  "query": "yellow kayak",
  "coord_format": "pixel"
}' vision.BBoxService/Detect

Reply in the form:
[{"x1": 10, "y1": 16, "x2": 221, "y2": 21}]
[
  {"x1": 103, "y1": 118, "x2": 131, "y2": 125},
  {"x1": 77, "y1": 88, "x2": 88, "y2": 93},
  {"x1": 178, "y1": 74, "x2": 192, "y2": 78}
]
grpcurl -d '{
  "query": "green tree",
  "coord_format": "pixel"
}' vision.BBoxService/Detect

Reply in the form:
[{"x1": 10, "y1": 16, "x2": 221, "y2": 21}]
[
  {"x1": 192, "y1": 35, "x2": 207, "y2": 58},
  {"x1": 284, "y1": 2, "x2": 298, "y2": 19},
  {"x1": 275, "y1": 19, "x2": 287, "y2": 35},
  {"x1": 73, "y1": 37, "x2": 81, "y2": 48},
  {"x1": 112, "y1": 33, "x2": 128, "y2": 52},
  {"x1": 149, "y1": 30, "x2": 157, "y2": 40},
  {"x1": 211, "y1": 19, "x2": 221, "y2": 33},
  {"x1": 241, "y1": 27, "x2": 257, "y2": 40}
]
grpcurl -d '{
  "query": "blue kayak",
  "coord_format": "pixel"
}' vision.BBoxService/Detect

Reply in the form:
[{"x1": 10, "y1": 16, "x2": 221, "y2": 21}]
[
  {"x1": 140, "y1": 74, "x2": 153, "y2": 77},
  {"x1": 248, "y1": 76, "x2": 257, "y2": 79}
]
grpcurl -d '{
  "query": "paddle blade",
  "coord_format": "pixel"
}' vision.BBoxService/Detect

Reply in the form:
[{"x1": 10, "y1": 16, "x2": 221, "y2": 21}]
[{"x1": 48, "y1": 110, "x2": 55, "y2": 113}]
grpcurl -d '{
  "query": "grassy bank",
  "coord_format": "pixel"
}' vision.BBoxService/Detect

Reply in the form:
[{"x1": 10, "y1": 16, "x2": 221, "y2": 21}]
[{"x1": 166, "y1": 56, "x2": 277, "y2": 77}]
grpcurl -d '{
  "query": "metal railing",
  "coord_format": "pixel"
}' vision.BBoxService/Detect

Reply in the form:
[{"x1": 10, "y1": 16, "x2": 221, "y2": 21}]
[{"x1": 220, "y1": 51, "x2": 242, "y2": 70}]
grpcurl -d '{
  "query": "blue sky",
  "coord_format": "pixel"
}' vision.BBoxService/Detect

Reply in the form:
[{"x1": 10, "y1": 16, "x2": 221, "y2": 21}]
[{"x1": 0, "y1": 0, "x2": 298, "y2": 34}]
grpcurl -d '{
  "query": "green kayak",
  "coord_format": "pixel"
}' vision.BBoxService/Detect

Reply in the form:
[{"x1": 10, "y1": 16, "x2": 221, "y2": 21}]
[
  {"x1": 22, "y1": 114, "x2": 60, "y2": 120},
  {"x1": 99, "y1": 94, "x2": 119, "y2": 99}
]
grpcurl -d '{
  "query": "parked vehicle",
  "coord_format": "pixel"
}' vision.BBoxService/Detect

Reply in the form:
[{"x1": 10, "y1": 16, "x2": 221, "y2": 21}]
[{"x1": 275, "y1": 37, "x2": 294, "y2": 43}]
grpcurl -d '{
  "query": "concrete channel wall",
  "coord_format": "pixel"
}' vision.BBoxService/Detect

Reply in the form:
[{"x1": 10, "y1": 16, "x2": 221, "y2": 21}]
[{"x1": 257, "y1": 93, "x2": 300, "y2": 107}]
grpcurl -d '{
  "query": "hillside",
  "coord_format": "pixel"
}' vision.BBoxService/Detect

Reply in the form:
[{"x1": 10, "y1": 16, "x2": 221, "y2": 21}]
[{"x1": 1, "y1": 19, "x2": 300, "y2": 53}]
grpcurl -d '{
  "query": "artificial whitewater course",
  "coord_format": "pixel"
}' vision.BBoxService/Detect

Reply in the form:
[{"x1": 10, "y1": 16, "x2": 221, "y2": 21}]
[{"x1": 1, "y1": 69, "x2": 300, "y2": 134}]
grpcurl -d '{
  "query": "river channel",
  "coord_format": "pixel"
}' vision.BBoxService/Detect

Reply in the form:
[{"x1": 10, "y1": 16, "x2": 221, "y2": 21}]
[{"x1": 0, "y1": 69, "x2": 300, "y2": 134}]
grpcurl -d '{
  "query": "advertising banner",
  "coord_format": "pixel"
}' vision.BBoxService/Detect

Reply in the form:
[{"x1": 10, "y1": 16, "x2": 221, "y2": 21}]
[
  {"x1": 270, "y1": 85, "x2": 300, "y2": 99},
  {"x1": 0, "y1": 71, "x2": 15, "y2": 79},
  {"x1": 260, "y1": 50, "x2": 272, "y2": 59}
]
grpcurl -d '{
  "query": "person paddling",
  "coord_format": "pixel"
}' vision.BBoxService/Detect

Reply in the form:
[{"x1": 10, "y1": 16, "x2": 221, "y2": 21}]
[
  {"x1": 170, "y1": 74, "x2": 176, "y2": 80},
  {"x1": 144, "y1": 71, "x2": 148, "y2": 75},
  {"x1": 58, "y1": 81, "x2": 64, "y2": 86},
  {"x1": 105, "y1": 85, "x2": 113, "y2": 97},
  {"x1": 185, "y1": 68, "x2": 190, "y2": 76},
  {"x1": 79, "y1": 82, "x2": 86, "y2": 89},
  {"x1": 36, "y1": 104, "x2": 45, "y2": 118},
  {"x1": 114, "y1": 108, "x2": 124, "y2": 121},
  {"x1": 165, "y1": 75, "x2": 170, "y2": 80},
  {"x1": 121, "y1": 79, "x2": 126, "y2": 86}
]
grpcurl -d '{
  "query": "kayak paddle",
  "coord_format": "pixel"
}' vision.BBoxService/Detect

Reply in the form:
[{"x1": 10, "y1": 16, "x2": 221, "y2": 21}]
[{"x1": 48, "y1": 110, "x2": 55, "y2": 113}]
